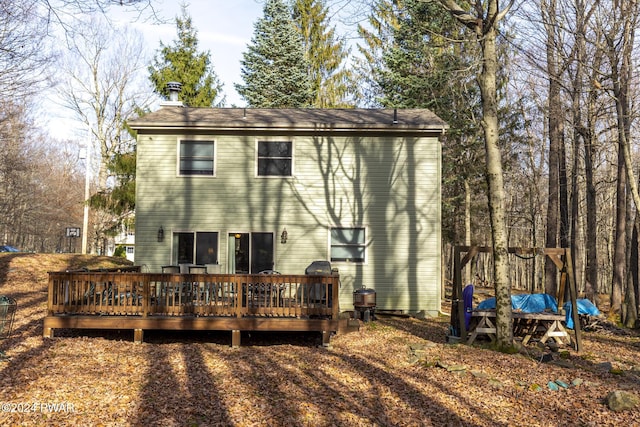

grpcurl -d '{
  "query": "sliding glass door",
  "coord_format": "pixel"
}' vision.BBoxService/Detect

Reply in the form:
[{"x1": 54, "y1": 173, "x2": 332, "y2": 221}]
[{"x1": 227, "y1": 232, "x2": 274, "y2": 274}]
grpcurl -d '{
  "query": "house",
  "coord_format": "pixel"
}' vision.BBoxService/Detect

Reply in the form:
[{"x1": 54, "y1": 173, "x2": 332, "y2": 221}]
[
  {"x1": 109, "y1": 224, "x2": 135, "y2": 262},
  {"x1": 128, "y1": 100, "x2": 447, "y2": 317}
]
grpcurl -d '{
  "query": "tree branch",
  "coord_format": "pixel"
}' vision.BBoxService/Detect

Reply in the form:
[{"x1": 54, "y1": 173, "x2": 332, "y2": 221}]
[{"x1": 433, "y1": 0, "x2": 479, "y2": 30}]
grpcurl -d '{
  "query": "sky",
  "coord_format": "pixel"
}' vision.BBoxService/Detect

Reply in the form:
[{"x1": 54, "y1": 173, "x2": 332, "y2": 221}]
[
  {"x1": 125, "y1": 0, "x2": 266, "y2": 107},
  {"x1": 45, "y1": 0, "x2": 266, "y2": 140},
  {"x1": 122, "y1": 0, "x2": 362, "y2": 105},
  {"x1": 45, "y1": 0, "x2": 363, "y2": 141}
]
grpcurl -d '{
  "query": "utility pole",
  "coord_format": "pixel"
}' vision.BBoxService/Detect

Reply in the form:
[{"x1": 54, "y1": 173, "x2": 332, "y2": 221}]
[{"x1": 81, "y1": 125, "x2": 91, "y2": 254}]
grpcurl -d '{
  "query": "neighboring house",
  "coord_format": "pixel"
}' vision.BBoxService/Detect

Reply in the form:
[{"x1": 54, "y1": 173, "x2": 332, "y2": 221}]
[
  {"x1": 128, "y1": 101, "x2": 447, "y2": 317},
  {"x1": 111, "y1": 229, "x2": 135, "y2": 262},
  {"x1": 105, "y1": 215, "x2": 136, "y2": 262}
]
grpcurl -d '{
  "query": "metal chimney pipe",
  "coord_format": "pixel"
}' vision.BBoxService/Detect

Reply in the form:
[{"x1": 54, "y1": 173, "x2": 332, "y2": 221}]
[{"x1": 166, "y1": 81, "x2": 182, "y2": 102}]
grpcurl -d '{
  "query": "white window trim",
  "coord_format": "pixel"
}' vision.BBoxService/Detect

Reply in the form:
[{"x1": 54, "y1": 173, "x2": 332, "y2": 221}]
[
  {"x1": 176, "y1": 138, "x2": 217, "y2": 177},
  {"x1": 328, "y1": 225, "x2": 368, "y2": 265},
  {"x1": 255, "y1": 138, "x2": 294, "y2": 178},
  {"x1": 227, "y1": 230, "x2": 278, "y2": 272},
  {"x1": 171, "y1": 230, "x2": 220, "y2": 265}
]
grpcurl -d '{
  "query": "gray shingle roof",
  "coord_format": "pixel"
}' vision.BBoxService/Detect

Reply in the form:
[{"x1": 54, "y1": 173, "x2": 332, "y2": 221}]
[{"x1": 128, "y1": 107, "x2": 448, "y2": 132}]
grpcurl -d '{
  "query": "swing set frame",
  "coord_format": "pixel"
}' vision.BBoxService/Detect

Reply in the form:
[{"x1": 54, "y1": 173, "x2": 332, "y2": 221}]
[{"x1": 450, "y1": 245, "x2": 582, "y2": 352}]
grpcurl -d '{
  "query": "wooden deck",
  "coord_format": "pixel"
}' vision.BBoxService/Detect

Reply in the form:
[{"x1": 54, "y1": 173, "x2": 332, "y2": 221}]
[{"x1": 43, "y1": 269, "x2": 340, "y2": 346}]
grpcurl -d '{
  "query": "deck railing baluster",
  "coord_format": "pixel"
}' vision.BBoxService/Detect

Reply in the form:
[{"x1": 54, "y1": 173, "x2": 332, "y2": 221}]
[
  {"x1": 45, "y1": 270, "x2": 342, "y2": 345},
  {"x1": 47, "y1": 272, "x2": 340, "y2": 321}
]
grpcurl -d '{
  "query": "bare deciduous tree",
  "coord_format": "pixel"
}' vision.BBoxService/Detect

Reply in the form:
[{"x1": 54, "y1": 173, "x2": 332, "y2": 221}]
[
  {"x1": 58, "y1": 16, "x2": 152, "y2": 183},
  {"x1": 0, "y1": 100, "x2": 86, "y2": 251},
  {"x1": 601, "y1": 0, "x2": 640, "y2": 325},
  {"x1": 434, "y1": 0, "x2": 516, "y2": 348},
  {"x1": 56, "y1": 15, "x2": 153, "y2": 251},
  {"x1": 38, "y1": 0, "x2": 161, "y2": 29},
  {"x1": 0, "y1": 0, "x2": 54, "y2": 100}
]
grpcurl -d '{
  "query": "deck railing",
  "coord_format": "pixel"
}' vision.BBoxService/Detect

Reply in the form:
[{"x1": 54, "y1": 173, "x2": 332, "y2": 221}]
[{"x1": 47, "y1": 271, "x2": 340, "y2": 320}]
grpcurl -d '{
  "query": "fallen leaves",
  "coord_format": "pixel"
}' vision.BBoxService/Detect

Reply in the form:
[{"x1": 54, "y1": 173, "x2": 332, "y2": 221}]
[{"x1": 0, "y1": 254, "x2": 639, "y2": 426}]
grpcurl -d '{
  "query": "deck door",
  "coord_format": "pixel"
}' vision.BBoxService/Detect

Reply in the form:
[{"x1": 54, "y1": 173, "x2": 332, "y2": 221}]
[{"x1": 227, "y1": 232, "x2": 274, "y2": 274}]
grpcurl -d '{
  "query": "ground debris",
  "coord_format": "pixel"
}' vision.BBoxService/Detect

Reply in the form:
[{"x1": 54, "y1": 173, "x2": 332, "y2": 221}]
[{"x1": 1, "y1": 254, "x2": 640, "y2": 426}]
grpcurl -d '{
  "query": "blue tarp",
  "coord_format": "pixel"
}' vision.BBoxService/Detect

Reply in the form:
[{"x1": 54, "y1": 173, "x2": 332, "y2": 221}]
[
  {"x1": 563, "y1": 299, "x2": 600, "y2": 329},
  {"x1": 476, "y1": 293, "x2": 559, "y2": 313},
  {"x1": 476, "y1": 294, "x2": 600, "y2": 329}
]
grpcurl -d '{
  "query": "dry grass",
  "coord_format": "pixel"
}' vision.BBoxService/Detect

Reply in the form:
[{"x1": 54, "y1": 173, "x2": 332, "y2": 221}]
[{"x1": 0, "y1": 253, "x2": 639, "y2": 426}]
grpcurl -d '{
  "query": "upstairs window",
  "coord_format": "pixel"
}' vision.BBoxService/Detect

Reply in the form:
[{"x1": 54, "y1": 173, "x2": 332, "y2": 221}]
[
  {"x1": 179, "y1": 140, "x2": 214, "y2": 176},
  {"x1": 257, "y1": 141, "x2": 292, "y2": 176},
  {"x1": 330, "y1": 227, "x2": 366, "y2": 263}
]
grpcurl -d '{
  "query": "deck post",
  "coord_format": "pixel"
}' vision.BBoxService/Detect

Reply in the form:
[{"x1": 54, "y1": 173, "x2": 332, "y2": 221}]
[
  {"x1": 142, "y1": 280, "x2": 149, "y2": 318},
  {"x1": 231, "y1": 330, "x2": 241, "y2": 347},
  {"x1": 331, "y1": 275, "x2": 340, "y2": 319},
  {"x1": 47, "y1": 276, "x2": 55, "y2": 316},
  {"x1": 321, "y1": 330, "x2": 331, "y2": 347},
  {"x1": 234, "y1": 277, "x2": 242, "y2": 318},
  {"x1": 134, "y1": 329, "x2": 144, "y2": 343},
  {"x1": 43, "y1": 326, "x2": 53, "y2": 339}
]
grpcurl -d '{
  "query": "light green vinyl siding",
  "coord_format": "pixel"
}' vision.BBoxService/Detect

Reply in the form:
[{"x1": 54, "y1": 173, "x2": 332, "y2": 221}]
[{"x1": 135, "y1": 131, "x2": 441, "y2": 316}]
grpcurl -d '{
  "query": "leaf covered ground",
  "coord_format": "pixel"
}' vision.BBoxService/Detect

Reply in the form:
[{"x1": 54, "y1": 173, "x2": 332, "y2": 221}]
[{"x1": 0, "y1": 253, "x2": 638, "y2": 426}]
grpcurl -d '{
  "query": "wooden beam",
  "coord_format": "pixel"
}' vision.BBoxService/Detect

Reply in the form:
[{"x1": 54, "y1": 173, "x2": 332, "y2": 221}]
[
  {"x1": 557, "y1": 262, "x2": 567, "y2": 307},
  {"x1": 43, "y1": 316, "x2": 340, "y2": 333},
  {"x1": 565, "y1": 249, "x2": 582, "y2": 352},
  {"x1": 453, "y1": 246, "x2": 569, "y2": 294},
  {"x1": 546, "y1": 252, "x2": 565, "y2": 270},
  {"x1": 455, "y1": 245, "x2": 491, "y2": 252},
  {"x1": 459, "y1": 245, "x2": 479, "y2": 270},
  {"x1": 44, "y1": 315, "x2": 340, "y2": 347}
]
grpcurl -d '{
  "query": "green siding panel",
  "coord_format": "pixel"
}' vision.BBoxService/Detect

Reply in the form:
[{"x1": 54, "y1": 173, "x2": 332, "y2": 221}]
[{"x1": 135, "y1": 127, "x2": 442, "y2": 315}]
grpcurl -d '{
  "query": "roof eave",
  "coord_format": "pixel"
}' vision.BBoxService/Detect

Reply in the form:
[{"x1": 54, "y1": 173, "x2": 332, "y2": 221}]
[{"x1": 128, "y1": 123, "x2": 449, "y2": 133}]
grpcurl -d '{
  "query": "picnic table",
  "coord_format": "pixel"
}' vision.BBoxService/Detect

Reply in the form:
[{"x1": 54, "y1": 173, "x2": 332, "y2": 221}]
[{"x1": 467, "y1": 309, "x2": 571, "y2": 346}]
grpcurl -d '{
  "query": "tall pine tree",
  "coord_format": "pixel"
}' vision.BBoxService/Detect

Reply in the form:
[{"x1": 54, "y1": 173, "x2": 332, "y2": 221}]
[
  {"x1": 149, "y1": 5, "x2": 224, "y2": 107},
  {"x1": 236, "y1": 0, "x2": 312, "y2": 108},
  {"x1": 293, "y1": 0, "x2": 354, "y2": 107},
  {"x1": 355, "y1": 0, "x2": 404, "y2": 107},
  {"x1": 377, "y1": 0, "x2": 527, "y2": 248},
  {"x1": 376, "y1": 0, "x2": 484, "y2": 245}
]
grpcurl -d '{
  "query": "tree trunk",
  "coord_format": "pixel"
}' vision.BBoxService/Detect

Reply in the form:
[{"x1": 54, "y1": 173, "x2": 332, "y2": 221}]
[
  {"x1": 437, "y1": 0, "x2": 513, "y2": 347},
  {"x1": 583, "y1": 12, "x2": 604, "y2": 302},
  {"x1": 559, "y1": 127, "x2": 570, "y2": 252},
  {"x1": 571, "y1": 1, "x2": 603, "y2": 300},
  {"x1": 543, "y1": 0, "x2": 562, "y2": 297},
  {"x1": 583, "y1": 104, "x2": 598, "y2": 301},
  {"x1": 606, "y1": 0, "x2": 639, "y2": 318},
  {"x1": 479, "y1": 13, "x2": 512, "y2": 348},
  {"x1": 630, "y1": 218, "x2": 640, "y2": 327},
  {"x1": 611, "y1": 144, "x2": 626, "y2": 319},
  {"x1": 570, "y1": 0, "x2": 591, "y2": 300}
]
